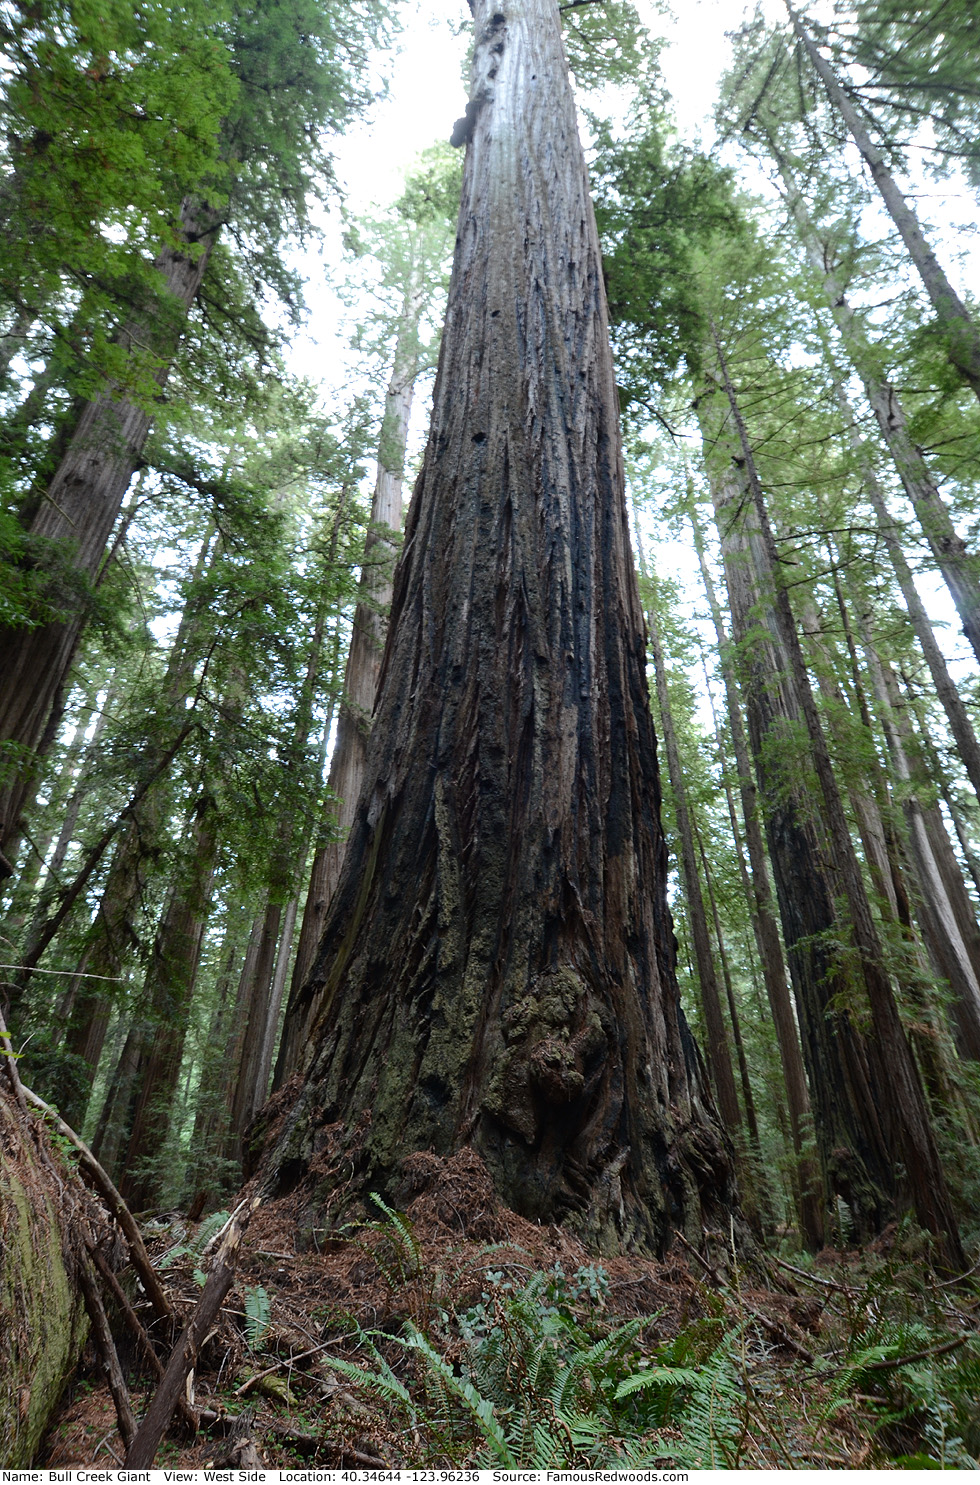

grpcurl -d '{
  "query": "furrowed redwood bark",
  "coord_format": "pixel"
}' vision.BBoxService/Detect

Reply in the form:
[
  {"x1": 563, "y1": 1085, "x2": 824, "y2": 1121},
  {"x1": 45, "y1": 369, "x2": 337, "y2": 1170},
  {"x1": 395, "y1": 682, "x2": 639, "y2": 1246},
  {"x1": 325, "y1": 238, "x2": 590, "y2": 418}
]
[{"x1": 267, "y1": 0, "x2": 734, "y2": 1251}]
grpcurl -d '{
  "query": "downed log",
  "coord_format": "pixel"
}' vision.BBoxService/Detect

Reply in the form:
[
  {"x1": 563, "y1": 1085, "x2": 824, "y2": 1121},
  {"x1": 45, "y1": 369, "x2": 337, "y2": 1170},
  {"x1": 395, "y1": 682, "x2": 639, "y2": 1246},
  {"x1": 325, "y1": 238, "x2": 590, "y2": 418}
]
[{"x1": 125, "y1": 1197, "x2": 261, "y2": 1467}]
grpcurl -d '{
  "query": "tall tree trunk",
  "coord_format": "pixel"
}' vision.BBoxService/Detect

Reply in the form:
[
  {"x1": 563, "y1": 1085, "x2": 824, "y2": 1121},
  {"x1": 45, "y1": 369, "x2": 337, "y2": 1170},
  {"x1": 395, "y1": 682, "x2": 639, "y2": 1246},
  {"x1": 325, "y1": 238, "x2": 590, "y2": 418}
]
[
  {"x1": 266, "y1": 0, "x2": 735, "y2": 1253},
  {"x1": 903, "y1": 681, "x2": 980, "y2": 902},
  {"x1": 644, "y1": 583, "x2": 741, "y2": 1133},
  {"x1": 706, "y1": 449, "x2": 887, "y2": 1234},
  {"x1": 52, "y1": 530, "x2": 218, "y2": 1121},
  {"x1": 275, "y1": 275, "x2": 423, "y2": 1086},
  {"x1": 774, "y1": 153, "x2": 980, "y2": 668},
  {"x1": 709, "y1": 329, "x2": 963, "y2": 1267},
  {"x1": 1, "y1": 680, "x2": 103, "y2": 930},
  {"x1": 693, "y1": 818, "x2": 760, "y2": 1146},
  {"x1": 831, "y1": 381, "x2": 980, "y2": 803},
  {"x1": 690, "y1": 505, "x2": 823, "y2": 1247},
  {"x1": 184, "y1": 923, "x2": 245, "y2": 1213},
  {"x1": 0, "y1": 199, "x2": 220, "y2": 867},
  {"x1": 786, "y1": 2, "x2": 980, "y2": 404},
  {"x1": 115, "y1": 794, "x2": 219, "y2": 1208},
  {"x1": 862, "y1": 636, "x2": 980, "y2": 1061},
  {"x1": 225, "y1": 896, "x2": 284, "y2": 1162}
]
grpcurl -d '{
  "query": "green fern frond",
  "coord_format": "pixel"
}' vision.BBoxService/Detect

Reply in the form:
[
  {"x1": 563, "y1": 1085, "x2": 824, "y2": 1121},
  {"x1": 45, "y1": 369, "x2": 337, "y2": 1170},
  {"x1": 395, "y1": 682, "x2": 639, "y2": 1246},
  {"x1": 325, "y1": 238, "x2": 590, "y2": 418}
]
[
  {"x1": 320, "y1": 1349, "x2": 414, "y2": 1408},
  {"x1": 244, "y1": 1284, "x2": 271, "y2": 1349},
  {"x1": 397, "y1": 1326, "x2": 517, "y2": 1466},
  {"x1": 614, "y1": 1365, "x2": 701, "y2": 1400}
]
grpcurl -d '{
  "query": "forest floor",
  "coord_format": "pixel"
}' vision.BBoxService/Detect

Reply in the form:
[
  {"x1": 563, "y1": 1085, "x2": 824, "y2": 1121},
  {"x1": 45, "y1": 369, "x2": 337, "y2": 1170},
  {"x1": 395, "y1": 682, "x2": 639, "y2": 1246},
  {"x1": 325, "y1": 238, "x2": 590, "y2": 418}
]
[{"x1": 41, "y1": 1148, "x2": 980, "y2": 1471}]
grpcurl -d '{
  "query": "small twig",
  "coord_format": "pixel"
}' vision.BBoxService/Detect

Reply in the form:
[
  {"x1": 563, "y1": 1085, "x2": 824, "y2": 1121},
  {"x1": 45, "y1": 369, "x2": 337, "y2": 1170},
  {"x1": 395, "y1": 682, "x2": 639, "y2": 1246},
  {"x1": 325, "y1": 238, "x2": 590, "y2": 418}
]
[
  {"x1": 673, "y1": 1230, "x2": 815, "y2": 1364},
  {"x1": 774, "y1": 1256, "x2": 856, "y2": 1295},
  {"x1": 0, "y1": 1006, "x2": 28, "y2": 1112},
  {"x1": 94, "y1": 1433, "x2": 124, "y2": 1466},
  {"x1": 20, "y1": 1084, "x2": 174, "y2": 1326},
  {"x1": 236, "y1": 1339, "x2": 333, "y2": 1397},
  {"x1": 0, "y1": 962, "x2": 125, "y2": 981},
  {"x1": 87, "y1": 1243, "x2": 199, "y2": 1435},
  {"x1": 936, "y1": 1257, "x2": 980, "y2": 1289},
  {"x1": 863, "y1": 1335, "x2": 970, "y2": 1372}
]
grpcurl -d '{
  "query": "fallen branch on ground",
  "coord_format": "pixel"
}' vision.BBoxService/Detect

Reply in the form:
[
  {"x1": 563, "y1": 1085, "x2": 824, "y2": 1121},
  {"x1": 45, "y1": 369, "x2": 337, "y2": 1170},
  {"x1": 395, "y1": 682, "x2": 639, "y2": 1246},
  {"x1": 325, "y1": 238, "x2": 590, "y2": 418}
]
[{"x1": 126, "y1": 1195, "x2": 261, "y2": 1468}]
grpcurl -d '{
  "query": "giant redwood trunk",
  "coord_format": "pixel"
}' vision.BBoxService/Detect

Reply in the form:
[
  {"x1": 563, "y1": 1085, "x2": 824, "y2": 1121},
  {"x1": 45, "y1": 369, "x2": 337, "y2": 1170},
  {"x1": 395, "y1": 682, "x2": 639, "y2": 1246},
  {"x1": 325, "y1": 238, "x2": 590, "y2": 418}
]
[
  {"x1": 0, "y1": 199, "x2": 219, "y2": 870},
  {"x1": 706, "y1": 450, "x2": 895, "y2": 1234},
  {"x1": 267, "y1": 0, "x2": 734, "y2": 1252}
]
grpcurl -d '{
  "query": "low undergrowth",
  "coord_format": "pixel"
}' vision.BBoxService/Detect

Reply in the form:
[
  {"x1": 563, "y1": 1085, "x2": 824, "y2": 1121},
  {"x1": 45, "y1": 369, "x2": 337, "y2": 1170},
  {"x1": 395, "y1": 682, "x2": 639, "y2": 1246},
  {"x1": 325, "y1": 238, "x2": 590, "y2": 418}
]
[
  {"x1": 43, "y1": 1187, "x2": 980, "y2": 1470},
  {"x1": 307, "y1": 1203, "x2": 980, "y2": 1470}
]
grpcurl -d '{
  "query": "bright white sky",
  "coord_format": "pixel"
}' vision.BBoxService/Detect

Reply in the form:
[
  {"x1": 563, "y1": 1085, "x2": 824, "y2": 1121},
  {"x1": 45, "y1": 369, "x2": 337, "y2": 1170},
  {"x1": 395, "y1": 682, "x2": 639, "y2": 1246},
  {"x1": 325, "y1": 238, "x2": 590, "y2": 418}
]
[
  {"x1": 292, "y1": 0, "x2": 781, "y2": 393},
  {"x1": 329, "y1": 0, "x2": 777, "y2": 212}
]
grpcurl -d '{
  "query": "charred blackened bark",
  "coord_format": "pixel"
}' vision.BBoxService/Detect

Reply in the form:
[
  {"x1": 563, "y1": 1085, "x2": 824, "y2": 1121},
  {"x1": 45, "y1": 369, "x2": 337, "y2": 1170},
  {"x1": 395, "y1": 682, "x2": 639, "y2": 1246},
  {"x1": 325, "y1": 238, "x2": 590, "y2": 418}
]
[{"x1": 266, "y1": 0, "x2": 734, "y2": 1252}]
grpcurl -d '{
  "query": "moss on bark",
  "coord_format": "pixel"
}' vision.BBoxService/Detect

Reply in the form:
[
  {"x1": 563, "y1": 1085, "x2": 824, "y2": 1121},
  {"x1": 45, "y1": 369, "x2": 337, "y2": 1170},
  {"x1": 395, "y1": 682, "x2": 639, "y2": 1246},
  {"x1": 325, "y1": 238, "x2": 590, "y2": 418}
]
[{"x1": 0, "y1": 1087, "x2": 88, "y2": 1465}]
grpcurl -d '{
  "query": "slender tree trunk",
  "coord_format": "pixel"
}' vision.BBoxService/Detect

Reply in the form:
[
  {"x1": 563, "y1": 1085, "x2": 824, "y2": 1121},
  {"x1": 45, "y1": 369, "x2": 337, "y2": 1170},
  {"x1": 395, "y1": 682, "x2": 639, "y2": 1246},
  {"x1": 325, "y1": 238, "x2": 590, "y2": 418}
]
[
  {"x1": 710, "y1": 328, "x2": 963, "y2": 1267},
  {"x1": 225, "y1": 593, "x2": 330, "y2": 1148},
  {"x1": 1, "y1": 681, "x2": 103, "y2": 929},
  {"x1": 185, "y1": 925, "x2": 244, "y2": 1214},
  {"x1": 862, "y1": 637, "x2": 980, "y2": 1061},
  {"x1": 266, "y1": 0, "x2": 735, "y2": 1252},
  {"x1": 693, "y1": 819, "x2": 759, "y2": 1145},
  {"x1": 786, "y1": 3, "x2": 980, "y2": 404},
  {"x1": 254, "y1": 897, "x2": 296, "y2": 1109},
  {"x1": 225, "y1": 895, "x2": 284, "y2": 1162},
  {"x1": 690, "y1": 505, "x2": 823, "y2": 1247},
  {"x1": 644, "y1": 585, "x2": 741, "y2": 1133},
  {"x1": 53, "y1": 530, "x2": 218, "y2": 1119},
  {"x1": 831, "y1": 385, "x2": 980, "y2": 803},
  {"x1": 116, "y1": 794, "x2": 219, "y2": 1208},
  {"x1": 775, "y1": 155, "x2": 980, "y2": 668},
  {"x1": 0, "y1": 199, "x2": 221, "y2": 865},
  {"x1": 275, "y1": 277, "x2": 422, "y2": 1085},
  {"x1": 903, "y1": 683, "x2": 980, "y2": 902}
]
